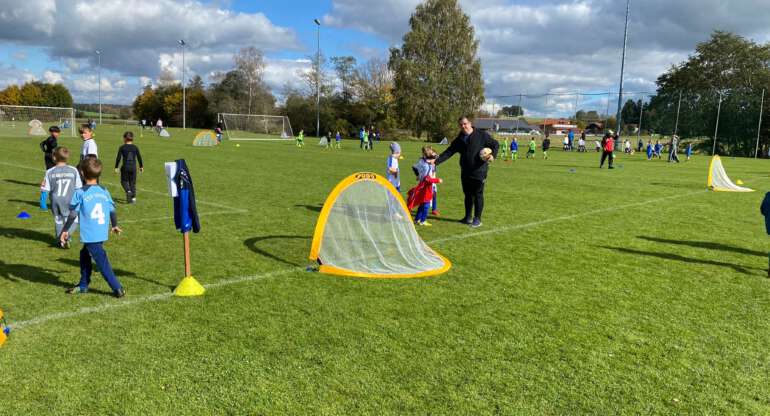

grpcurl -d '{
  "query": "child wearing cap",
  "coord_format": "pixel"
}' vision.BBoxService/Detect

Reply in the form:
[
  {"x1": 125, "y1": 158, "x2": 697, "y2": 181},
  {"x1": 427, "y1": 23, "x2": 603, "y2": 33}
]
[{"x1": 386, "y1": 142, "x2": 401, "y2": 191}]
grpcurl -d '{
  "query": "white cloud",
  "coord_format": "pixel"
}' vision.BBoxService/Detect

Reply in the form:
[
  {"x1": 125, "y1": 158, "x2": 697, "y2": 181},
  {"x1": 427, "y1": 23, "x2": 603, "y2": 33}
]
[
  {"x1": 42, "y1": 70, "x2": 63, "y2": 84},
  {"x1": 325, "y1": 0, "x2": 770, "y2": 116}
]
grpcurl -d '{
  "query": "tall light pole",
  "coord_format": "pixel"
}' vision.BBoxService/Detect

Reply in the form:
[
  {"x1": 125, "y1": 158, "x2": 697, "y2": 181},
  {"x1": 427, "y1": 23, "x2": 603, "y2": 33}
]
[
  {"x1": 95, "y1": 49, "x2": 102, "y2": 126},
  {"x1": 615, "y1": 0, "x2": 631, "y2": 146},
  {"x1": 178, "y1": 39, "x2": 186, "y2": 129},
  {"x1": 314, "y1": 19, "x2": 321, "y2": 138}
]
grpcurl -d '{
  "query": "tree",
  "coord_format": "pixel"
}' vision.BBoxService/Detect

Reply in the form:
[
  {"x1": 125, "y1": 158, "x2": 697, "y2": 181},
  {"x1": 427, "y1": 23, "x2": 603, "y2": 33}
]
[
  {"x1": 0, "y1": 85, "x2": 22, "y2": 105},
  {"x1": 19, "y1": 83, "x2": 43, "y2": 106},
  {"x1": 647, "y1": 31, "x2": 770, "y2": 155},
  {"x1": 389, "y1": 0, "x2": 484, "y2": 140},
  {"x1": 234, "y1": 47, "x2": 266, "y2": 115},
  {"x1": 331, "y1": 56, "x2": 357, "y2": 104},
  {"x1": 498, "y1": 105, "x2": 523, "y2": 117}
]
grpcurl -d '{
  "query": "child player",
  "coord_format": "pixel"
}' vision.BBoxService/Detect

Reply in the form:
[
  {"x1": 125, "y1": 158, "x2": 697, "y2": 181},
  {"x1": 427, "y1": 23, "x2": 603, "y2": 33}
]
[
  {"x1": 685, "y1": 143, "x2": 693, "y2": 161},
  {"x1": 526, "y1": 137, "x2": 536, "y2": 159},
  {"x1": 761, "y1": 192, "x2": 770, "y2": 277},
  {"x1": 542, "y1": 135, "x2": 551, "y2": 160},
  {"x1": 386, "y1": 143, "x2": 401, "y2": 191},
  {"x1": 499, "y1": 137, "x2": 509, "y2": 161},
  {"x1": 407, "y1": 147, "x2": 442, "y2": 226},
  {"x1": 296, "y1": 130, "x2": 305, "y2": 148},
  {"x1": 114, "y1": 131, "x2": 144, "y2": 203},
  {"x1": 510, "y1": 137, "x2": 519, "y2": 161},
  {"x1": 60, "y1": 157, "x2": 125, "y2": 298},
  {"x1": 335, "y1": 131, "x2": 342, "y2": 149},
  {"x1": 79, "y1": 124, "x2": 98, "y2": 161},
  {"x1": 41, "y1": 146, "x2": 82, "y2": 248},
  {"x1": 39, "y1": 126, "x2": 61, "y2": 210}
]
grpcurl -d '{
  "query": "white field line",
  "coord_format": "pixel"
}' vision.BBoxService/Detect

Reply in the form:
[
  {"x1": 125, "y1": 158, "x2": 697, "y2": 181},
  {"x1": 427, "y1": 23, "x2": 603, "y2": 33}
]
[
  {"x1": 0, "y1": 161, "x2": 247, "y2": 213},
  {"x1": 29, "y1": 210, "x2": 245, "y2": 232},
  {"x1": 10, "y1": 268, "x2": 300, "y2": 330},
  {"x1": 8, "y1": 188, "x2": 713, "y2": 331}
]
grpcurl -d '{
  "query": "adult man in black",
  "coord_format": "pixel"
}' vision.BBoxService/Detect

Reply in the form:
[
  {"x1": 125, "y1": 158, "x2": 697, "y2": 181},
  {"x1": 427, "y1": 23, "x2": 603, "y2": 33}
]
[
  {"x1": 39, "y1": 126, "x2": 60, "y2": 169},
  {"x1": 436, "y1": 116, "x2": 499, "y2": 228}
]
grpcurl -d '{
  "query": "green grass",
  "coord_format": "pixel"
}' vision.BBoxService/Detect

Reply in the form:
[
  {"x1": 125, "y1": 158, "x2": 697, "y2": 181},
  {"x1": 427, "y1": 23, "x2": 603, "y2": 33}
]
[{"x1": 1, "y1": 125, "x2": 770, "y2": 414}]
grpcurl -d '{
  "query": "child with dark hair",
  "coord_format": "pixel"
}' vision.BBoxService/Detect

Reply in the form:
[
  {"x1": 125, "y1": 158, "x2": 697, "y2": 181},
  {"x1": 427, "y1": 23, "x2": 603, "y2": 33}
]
[
  {"x1": 114, "y1": 131, "x2": 144, "y2": 203},
  {"x1": 61, "y1": 157, "x2": 125, "y2": 297},
  {"x1": 40, "y1": 126, "x2": 60, "y2": 170}
]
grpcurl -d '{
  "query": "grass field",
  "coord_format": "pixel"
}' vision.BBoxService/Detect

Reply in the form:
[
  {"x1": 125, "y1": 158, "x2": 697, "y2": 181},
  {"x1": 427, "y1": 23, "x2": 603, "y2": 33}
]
[{"x1": 1, "y1": 125, "x2": 769, "y2": 414}]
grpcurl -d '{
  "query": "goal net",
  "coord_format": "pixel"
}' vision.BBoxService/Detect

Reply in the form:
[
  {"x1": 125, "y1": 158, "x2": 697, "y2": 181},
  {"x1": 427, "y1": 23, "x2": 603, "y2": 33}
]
[
  {"x1": 0, "y1": 105, "x2": 76, "y2": 137},
  {"x1": 218, "y1": 113, "x2": 293, "y2": 141},
  {"x1": 707, "y1": 155, "x2": 753, "y2": 192}
]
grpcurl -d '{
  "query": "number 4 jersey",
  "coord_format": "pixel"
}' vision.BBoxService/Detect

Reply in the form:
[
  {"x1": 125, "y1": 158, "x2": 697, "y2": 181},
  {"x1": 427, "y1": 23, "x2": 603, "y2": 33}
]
[{"x1": 70, "y1": 185, "x2": 115, "y2": 243}]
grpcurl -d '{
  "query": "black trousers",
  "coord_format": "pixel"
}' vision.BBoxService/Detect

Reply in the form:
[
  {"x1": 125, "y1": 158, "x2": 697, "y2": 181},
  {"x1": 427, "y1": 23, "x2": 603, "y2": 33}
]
[
  {"x1": 600, "y1": 151, "x2": 614, "y2": 168},
  {"x1": 461, "y1": 176, "x2": 485, "y2": 220},
  {"x1": 120, "y1": 168, "x2": 137, "y2": 199},
  {"x1": 44, "y1": 154, "x2": 55, "y2": 170}
]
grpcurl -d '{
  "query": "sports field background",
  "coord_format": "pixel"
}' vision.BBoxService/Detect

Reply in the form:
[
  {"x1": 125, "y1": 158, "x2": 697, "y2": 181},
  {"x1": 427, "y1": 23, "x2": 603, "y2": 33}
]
[{"x1": 1, "y1": 125, "x2": 769, "y2": 414}]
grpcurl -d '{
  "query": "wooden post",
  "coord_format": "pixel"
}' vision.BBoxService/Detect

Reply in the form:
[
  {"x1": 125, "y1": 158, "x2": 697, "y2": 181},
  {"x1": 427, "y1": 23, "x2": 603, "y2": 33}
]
[{"x1": 183, "y1": 231, "x2": 191, "y2": 277}]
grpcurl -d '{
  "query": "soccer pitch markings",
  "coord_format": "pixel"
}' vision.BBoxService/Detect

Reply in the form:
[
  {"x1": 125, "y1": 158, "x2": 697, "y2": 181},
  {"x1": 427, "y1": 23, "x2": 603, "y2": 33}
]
[{"x1": 8, "y1": 185, "x2": 723, "y2": 332}]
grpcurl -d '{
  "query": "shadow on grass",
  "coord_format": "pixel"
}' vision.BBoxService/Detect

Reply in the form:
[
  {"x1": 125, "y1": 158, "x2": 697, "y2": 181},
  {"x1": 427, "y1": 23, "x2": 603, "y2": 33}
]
[
  {"x1": 638, "y1": 236, "x2": 765, "y2": 257},
  {"x1": 3, "y1": 179, "x2": 40, "y2": 187},
  {"x1": 295, "y1": 204, "x2": 323, "y2": 213},
  {"x1": 600, "y1": 246, "x2": 759, "y2": 275},
  {"x1": 0, "y1": 226, "x2": 55, "y2": 246},
  {"x1": 244, "y1": 235, "x2": 311, "y2": 267},
  {"x1": 56, "y1": 258, "x2": 174, "y2": 290},
  {"x1": 0, "y1": 259, "x2": 110, "y2": 295},
  {"x1": 7, "y1": 199, "x2": 41, "y2": 208}
]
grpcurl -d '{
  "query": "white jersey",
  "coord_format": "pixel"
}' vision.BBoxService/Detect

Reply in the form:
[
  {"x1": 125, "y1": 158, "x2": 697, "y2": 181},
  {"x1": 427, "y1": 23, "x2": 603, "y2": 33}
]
[{"x1": 81, "y1": 139, "x2": 98, "y2": 159}]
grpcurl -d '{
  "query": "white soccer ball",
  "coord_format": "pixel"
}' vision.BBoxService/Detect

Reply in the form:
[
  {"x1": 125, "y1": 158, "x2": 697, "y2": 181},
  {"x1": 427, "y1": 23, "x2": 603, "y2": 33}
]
[{"x1": 479, "y1": 147, "x2": 493, "y2": 162}]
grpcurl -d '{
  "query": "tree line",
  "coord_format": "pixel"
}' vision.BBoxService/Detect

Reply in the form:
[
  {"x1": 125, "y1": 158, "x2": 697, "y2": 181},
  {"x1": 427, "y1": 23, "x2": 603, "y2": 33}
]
[{"x1": 0, "y1": 81, "x2": 73, "y2": 108}]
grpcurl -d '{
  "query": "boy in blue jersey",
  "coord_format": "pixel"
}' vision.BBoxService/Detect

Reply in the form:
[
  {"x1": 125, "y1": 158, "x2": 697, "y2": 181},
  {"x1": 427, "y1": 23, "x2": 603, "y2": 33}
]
[
  {"x1": 510, "y1": 138, "x2": 519, "y2": 161},
  {"x1": 60, "y1": 157, "x2": 125, "y2": 297},
  {"x1": 386, "y1": 143, "x2": 401, "y2": 191}
]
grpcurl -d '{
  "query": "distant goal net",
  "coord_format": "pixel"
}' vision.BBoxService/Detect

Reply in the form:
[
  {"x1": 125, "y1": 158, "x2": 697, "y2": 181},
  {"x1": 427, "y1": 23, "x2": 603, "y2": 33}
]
[
  {"x1": 218, "y1": 113, "x2": 293, "y2": 141},
  {"x1": 0, "y1": 105, "x2": 76, "y2": 137}
]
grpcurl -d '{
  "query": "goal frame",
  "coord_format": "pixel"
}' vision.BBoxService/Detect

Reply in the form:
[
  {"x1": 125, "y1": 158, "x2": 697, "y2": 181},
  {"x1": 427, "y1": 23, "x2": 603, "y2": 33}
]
[
  {"x1": 0, "y1": 104, "x2": 76, "y2": 137},
  {"x1": 217, "y1": 113, "x2": 294, "y2": 141}
]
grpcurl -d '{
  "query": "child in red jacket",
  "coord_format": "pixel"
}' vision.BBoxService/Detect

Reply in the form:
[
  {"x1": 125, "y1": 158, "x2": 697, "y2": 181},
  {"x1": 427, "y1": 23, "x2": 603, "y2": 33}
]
[{"x1": 407, "y1": 154, "x2": 442, "y2": 226}]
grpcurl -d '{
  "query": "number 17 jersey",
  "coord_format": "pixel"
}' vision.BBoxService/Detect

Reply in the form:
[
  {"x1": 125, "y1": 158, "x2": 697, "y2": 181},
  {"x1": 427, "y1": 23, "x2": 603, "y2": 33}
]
[
  {"x1": 70, "y1": 185, "x2": 115, "y2": 243},
  {"x1": 43, "y1": 165, "x2": 82, "y2": 212}
]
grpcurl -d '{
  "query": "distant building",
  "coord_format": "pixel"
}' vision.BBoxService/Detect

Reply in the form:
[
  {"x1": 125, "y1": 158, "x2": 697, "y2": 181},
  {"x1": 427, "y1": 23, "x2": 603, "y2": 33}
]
[
  {"x1": 541, "y1": 119, "x2": 578, "y2": 135},
  {"x1": 474, "y1": 118, "x2": 542, "y2": 135}
]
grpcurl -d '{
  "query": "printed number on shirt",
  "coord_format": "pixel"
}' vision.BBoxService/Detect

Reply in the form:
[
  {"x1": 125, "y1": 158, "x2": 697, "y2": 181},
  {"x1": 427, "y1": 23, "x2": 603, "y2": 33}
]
[
  {"x1": 56, "y1": 179, "x2": 71, "y2": 197},
  {"x1": 90, "y1": 203, "x2": 106, "y2": 225}
]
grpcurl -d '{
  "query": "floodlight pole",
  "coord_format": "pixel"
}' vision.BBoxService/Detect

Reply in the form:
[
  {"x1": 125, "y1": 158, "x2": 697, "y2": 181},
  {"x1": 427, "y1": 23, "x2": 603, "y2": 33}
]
[
  {"x1": 95, "y1": 50, "x2": 102, "y2": 126},
  {"x1": 514, "y1": 94, "x2": 522, "y2": 135},
  {"x1": 673, "y1": 90, "x2": 682, "y2": 135},
  {"x1": 615, "y1": 0, "x2": 630, "y2": 146},
  {"x1": 755, "y1": 89, "x2": 765, "y2": 158},
  {"x1": 314, "y1": 19, "x2": 321, "y2": 138},
  {"x1": 179, "y1": 40, "x2": 186, "y2": 130},
  {"x1": 713, "y1": 93, "x2": 722, "y2": 155},
  {"x1": 637, "y1": 96, "x2": 644, "y2": 142}
]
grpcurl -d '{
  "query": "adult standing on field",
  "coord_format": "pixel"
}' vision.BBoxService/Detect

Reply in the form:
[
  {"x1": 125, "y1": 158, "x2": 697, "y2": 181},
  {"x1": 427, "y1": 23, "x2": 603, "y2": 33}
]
[
  {"x1": 599, "y1": 133, "x2": 614, "y2": 169},
  {"x1": 436, "y1": 116, "x2": 499, "y2": 228},
  {"x1": 668, "y1": 134, "x2": 680, "y2": 163}
]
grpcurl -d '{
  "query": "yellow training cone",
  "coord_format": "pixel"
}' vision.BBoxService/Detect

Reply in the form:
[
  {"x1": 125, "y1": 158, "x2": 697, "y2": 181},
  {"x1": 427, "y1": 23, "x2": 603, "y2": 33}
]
[
  {"x1": 174, "y1": 276, "x2": 205, "y2": 297},
  {"x1": 736, "y1": 179, "x2": 745, "y2": 185}
]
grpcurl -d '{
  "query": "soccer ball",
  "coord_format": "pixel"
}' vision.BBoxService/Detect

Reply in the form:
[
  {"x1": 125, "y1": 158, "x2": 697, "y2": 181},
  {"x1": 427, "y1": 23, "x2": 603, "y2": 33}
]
[
  {"x1": 236, "y1": 144, "x2": 241, "y2": 148},
  {"x1": 479, "y1": 147, "x2": 493, "y2": 162}
]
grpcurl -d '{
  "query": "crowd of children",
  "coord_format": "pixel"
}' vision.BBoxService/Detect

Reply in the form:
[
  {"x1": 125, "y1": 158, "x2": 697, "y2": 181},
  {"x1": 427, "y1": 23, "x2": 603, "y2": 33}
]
[{"x1": 36, "y1": 124, "x2": 140, "y2": 298}]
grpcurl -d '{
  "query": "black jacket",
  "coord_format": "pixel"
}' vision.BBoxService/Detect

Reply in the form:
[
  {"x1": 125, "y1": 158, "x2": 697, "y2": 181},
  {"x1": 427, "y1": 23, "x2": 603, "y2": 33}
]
[
  {"x1": 115, "y1": 144, "x2": 143, "y2": 170},
  {"x1": 436, "y1": 129, "x2": 499, "y2": 180},
  {"x1": 40, "y1": 135, "x2": 57, "y2": 155}
]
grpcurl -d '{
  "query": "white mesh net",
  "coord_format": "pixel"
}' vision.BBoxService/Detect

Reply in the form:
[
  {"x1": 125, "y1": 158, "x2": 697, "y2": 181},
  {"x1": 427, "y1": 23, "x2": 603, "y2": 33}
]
[
  {"x1": 219, "y1": 113, "x2": 293, "y2": 141},
  {"x1": 0, "y1": 105, "x2": 75, "y2": 137},
  {"x1": 311, "y1": 174, "x2": 450, "y2": 278},
  {"x1": 708, "y1": 156, "x2": 753, "y2": 192}
]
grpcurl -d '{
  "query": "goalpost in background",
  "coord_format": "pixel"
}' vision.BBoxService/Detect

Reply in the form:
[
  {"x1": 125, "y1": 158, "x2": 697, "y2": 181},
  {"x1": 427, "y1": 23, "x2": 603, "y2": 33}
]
[
  {"x1": 218, "y1": 113, "x2": 294, "y2": 141},
  {"x1": 0, "y1": 105, "x2": 76, "y2": 137}
]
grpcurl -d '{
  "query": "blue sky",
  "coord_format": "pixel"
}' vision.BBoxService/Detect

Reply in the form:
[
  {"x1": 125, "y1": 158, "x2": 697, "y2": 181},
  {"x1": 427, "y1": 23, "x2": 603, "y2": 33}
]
[{"x1": 0, "y1": 0, "x2": 768, "y2": 116}]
